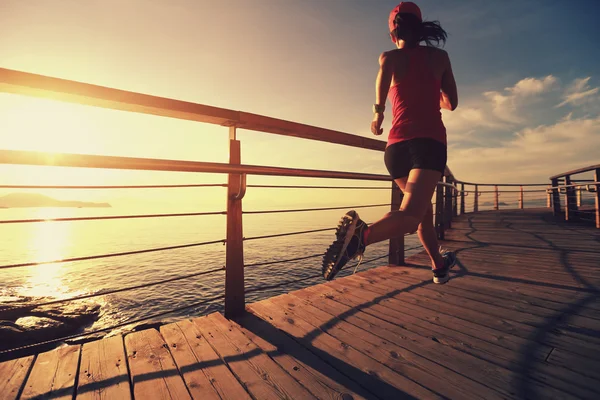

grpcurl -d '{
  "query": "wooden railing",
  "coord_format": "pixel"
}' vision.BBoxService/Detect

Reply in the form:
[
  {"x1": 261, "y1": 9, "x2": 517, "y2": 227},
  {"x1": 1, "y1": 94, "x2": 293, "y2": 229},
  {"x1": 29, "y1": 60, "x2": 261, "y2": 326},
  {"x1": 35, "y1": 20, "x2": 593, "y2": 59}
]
[
  {"x1": 433, "y1": 175, "x2": 552, "y2": 239},
  {"x1": 548, "y1": 165, "x2": 600, "y2": 228},
  {"x1": 0, "y1": 68, "x2": 439, "y2": 320}
]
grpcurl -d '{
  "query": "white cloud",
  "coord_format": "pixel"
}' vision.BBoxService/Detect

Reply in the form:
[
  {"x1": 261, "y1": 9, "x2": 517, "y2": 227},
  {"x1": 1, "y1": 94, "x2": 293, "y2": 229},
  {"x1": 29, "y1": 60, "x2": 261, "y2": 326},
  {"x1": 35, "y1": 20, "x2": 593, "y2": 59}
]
[
  {"x1": 450, "y1": 115, "x2": 600, "y2": 183},
  {"x1": 445, "y1": 75, "x2": 600, "y2": 183},
  {"x1": 443, "y1": 106, "x2": 500, "y2": 133},
  {"x1": 508, "y1": 75, "x2": 557, "y2": 96},
  {"x1": 481, "y1": 75, "x2": 557, "y2": 123},
  {"x1": 556, "y1": 77, "x2": 599, "y2": 108}
]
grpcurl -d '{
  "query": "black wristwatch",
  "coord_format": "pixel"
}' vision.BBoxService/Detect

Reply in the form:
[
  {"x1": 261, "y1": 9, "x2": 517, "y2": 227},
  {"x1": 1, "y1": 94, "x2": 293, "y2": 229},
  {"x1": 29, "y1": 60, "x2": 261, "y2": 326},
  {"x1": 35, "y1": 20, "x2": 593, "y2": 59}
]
[{"x1": 373, "y1": 104, "x2": 385, "y2": 113}]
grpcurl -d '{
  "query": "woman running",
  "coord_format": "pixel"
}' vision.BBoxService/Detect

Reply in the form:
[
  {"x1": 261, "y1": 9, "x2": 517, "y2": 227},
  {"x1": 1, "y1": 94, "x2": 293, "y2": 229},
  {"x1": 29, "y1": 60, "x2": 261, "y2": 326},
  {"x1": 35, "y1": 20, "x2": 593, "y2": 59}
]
[{"x1": 322, "y1": 2, "x2": 458, "y2": 284}]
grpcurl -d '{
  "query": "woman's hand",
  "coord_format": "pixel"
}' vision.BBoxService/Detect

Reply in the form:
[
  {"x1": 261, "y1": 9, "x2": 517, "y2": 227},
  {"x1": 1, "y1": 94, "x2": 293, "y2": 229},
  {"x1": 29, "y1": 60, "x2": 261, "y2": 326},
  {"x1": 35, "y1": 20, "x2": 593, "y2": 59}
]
[{"x1": 371, "y1": 112, "x2": 384, "y2": 135}]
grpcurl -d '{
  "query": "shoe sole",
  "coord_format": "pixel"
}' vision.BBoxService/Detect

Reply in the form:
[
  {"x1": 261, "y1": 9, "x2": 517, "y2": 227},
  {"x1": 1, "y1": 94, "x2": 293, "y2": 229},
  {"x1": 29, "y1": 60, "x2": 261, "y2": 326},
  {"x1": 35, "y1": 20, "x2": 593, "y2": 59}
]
[
  {"x1": 322, "y1": 211, "x2": 358, "y2": 281},
  {"x1": 433, "y1": 253, "x2": 457, "y2": 284}
]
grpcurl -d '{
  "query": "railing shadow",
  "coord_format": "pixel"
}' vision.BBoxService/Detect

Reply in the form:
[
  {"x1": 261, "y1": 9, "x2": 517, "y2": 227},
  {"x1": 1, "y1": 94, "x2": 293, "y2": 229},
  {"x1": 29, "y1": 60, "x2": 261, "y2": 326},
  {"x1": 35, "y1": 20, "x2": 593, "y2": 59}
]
[
  {"x1": 497, "y1": 213, "x2": 600, "y2": 399},
  {"x1": 237, "y1": 312, "x2": 420, "y2": 399}
]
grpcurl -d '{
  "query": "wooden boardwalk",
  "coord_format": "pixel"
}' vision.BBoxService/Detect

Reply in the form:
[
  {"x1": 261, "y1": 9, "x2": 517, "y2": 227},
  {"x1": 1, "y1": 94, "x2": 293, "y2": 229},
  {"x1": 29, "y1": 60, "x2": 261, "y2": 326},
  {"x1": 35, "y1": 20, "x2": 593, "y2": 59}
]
[{"x1": 1, "y1": 209, "x2": 599, "y2": 399}]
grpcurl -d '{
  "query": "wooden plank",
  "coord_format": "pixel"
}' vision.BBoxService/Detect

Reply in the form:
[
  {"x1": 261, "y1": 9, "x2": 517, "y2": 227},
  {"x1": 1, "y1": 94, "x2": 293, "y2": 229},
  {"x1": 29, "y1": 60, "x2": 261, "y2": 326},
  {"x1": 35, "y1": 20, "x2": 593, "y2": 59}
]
[
  {"x1": 306, "y1": 281, "x2": 550, "y2": 356},
  {"x1": 370, "y1": 268, "x2": 600, "y2": 331},
  {"x1": 546, "y1": 348, "x2": 600, "y2": 380},
  {"x1": 0, "y1": 355, "x2": 34, "y2": 400},
  {"x1": 379, "y1": 268, "x2": 600, "y2": 324},
  {"x1": 248, "y1": 300, "x2": 442, "y2": 400},
  {"x1": 194, "y1": 314, "x2": 315, "y2": 400},
  {"x1": 124, "y1": 329, "x2": 191, "y2": 400},
  {"x1": 21, "y1": 345, "x2": 80, "y2": 400},
  {"x1": 207, "y1": 313, "x2": 322, "y2": 399},
  {"x1": 381, "y1": 265, "x2": 600, "y2": 314},
  {"x1": 384, "y1": 262, "x2": 594, "y2": 306},
  {"x1": 236, "y1": 312, "x2": 372, "y2": 400},
  {"x1": 383, "y1": 269, "x2": 600, "y2": 322},
  {"x1": 300, "y1": 284, "x2": 600, "y2": 398},
  {"x1": 271, "y1": 293, "x2": 507, "y2": 400},
  {"x1": 160, "y1": 319, "x2": 250, "y2": 400},
  {"x1": 357, "y1": 272, "x2": 600, "y2": 345},
  {"x1": 333, "y1": 276, "x2": 600, "y2": 359},
  {"x1": 77, "y1": 335, "x2": 131, "y2": 400}
]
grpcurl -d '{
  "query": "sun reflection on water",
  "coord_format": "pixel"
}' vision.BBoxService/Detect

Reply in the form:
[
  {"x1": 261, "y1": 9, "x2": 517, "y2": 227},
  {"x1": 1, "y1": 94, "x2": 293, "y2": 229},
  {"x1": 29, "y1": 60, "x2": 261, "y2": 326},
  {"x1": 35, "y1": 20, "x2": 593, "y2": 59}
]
[{"x1": 20, "y1": 213, "x2": 75, "y2": 299}]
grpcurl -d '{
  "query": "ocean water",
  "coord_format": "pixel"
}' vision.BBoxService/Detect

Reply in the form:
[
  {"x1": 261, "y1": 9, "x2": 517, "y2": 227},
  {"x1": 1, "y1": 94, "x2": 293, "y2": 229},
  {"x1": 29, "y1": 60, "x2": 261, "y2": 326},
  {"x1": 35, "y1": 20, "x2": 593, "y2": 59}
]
[{"x1": 0, "y1": 205, "x2": 424, "y2": 340}]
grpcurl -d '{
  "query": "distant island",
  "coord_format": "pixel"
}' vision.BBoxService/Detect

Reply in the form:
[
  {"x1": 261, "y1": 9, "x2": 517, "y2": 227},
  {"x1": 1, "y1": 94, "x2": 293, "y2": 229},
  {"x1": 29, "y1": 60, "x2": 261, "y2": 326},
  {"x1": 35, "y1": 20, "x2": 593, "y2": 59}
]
[{"x1": 0, "y1": 193, "x2": 111, "y2": 208}]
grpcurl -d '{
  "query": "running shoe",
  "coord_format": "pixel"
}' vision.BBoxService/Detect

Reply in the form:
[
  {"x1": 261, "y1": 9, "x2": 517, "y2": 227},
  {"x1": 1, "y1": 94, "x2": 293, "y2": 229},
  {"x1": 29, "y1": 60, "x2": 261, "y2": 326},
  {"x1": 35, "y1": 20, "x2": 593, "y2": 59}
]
[
  {"x1": 322, "y1": 210, "x2": 368, "y2": 281},
  {"x1": 432, "y1": 247, "x2": 457, "y2": 284}
]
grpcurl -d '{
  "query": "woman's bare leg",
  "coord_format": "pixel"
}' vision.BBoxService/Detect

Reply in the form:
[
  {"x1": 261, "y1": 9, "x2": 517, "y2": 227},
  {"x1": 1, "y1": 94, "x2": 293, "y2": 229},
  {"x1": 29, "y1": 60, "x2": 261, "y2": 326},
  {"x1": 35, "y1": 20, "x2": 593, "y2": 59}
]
[
  {"x1": 417, "y1": 203, "x2": 444, "y2": 269},
  {"x1": 365, "y1": 168, "x2": 442, "y2": 245},
  {"x1": 388, "y1": 175, "x2": 444, "y2": 270}
]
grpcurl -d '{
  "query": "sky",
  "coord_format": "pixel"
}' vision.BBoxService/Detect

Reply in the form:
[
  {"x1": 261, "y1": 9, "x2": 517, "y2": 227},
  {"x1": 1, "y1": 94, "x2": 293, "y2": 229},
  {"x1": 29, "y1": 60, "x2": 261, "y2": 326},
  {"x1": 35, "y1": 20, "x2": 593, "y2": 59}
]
[{"x1": 1, "y1": 0, "x2": 599, "y2": 208}]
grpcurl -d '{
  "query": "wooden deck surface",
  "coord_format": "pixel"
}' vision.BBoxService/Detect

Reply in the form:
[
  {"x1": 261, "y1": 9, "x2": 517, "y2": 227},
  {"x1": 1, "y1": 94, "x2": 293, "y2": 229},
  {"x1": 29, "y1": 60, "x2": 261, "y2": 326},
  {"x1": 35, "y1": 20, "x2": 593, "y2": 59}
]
[{"x1": 2, "y1": 209, "x2": 599, "y2": 399}]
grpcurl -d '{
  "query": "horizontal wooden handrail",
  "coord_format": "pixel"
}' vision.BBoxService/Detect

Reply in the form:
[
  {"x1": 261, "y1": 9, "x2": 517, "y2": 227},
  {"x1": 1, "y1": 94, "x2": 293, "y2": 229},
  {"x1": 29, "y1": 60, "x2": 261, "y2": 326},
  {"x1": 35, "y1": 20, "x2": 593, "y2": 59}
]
[
  {"x1": 0, "y1": 149, "x2": 391, "y2": 181},
  {"x1": 454, "y1": 180, "x2": 547, "y2": 187},
  {"x1": 549, "y1": 164, "x2": 600, "y2": 180},
  {"x1": 0, "y1": 67, "x2": 386, "y2": 152}
]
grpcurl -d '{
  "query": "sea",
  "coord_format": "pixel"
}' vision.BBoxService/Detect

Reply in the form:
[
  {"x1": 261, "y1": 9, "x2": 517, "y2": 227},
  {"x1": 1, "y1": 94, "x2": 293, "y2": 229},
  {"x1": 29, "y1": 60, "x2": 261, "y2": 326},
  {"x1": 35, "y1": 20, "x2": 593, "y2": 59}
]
[{"x1": 0, "y1": 204, "x2": 423, "y2": 340}]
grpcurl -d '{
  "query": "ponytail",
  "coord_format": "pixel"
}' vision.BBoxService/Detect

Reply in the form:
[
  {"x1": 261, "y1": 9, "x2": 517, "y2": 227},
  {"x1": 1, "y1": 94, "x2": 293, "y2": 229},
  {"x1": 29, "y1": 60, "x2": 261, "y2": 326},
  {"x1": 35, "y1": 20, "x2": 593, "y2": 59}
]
[{"x1": 392, "y1": 13, "x2": 447, "y2": 47}]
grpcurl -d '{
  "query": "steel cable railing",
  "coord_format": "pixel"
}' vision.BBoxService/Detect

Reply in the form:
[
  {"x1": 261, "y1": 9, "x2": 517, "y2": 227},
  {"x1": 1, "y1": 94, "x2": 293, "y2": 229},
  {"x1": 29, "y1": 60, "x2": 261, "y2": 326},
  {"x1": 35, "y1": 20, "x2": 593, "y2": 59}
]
[
  {"x1": 0, "y1": 266, "x2": 225, "y2": 312},
  {"x1": 243, "y1": 203, "x2": 389, "y2": 215},
  {"x1": 245, "y1": 253, "x2": 324, "y2": 268},
  {"x1": 243, "y1": 227, "x2": 336, "y2": 241},
  {"x1": 0, "y1": 183, "x2": 227, "y2": 189},
  {"x1": 0, "y1": 210, "x2": 226, "y2": 224},
  {"x1": 245, "y1": 244, "x2": 424, "y2": 270},
  {"x1": 0, "y1": 238, "x2": 226, "y2": 270}
]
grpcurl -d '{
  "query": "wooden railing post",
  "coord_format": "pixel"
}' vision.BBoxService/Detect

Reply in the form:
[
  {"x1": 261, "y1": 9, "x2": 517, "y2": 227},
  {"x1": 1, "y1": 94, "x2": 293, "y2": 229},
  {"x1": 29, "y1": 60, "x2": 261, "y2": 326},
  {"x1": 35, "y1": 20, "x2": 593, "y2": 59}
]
[
  {"x1": 519, "y1": 185, "x2": 524, "y2": 209},
  {"x1": 547, "y1": 190, "x2": 552, "y2": 208},
  {"x1": 494, "y1": 185, "x2": 499, "y2": 210},
  {"x1": 460, "y1": 183, "x2": 465, "y2": 215},
  {"x1": 551, "y1": 178, "x2": 561, "y2": 216},
  {"x1": 452, "y1": 186, "x2": 458, "y2": 217},
  {"x1": 595, "y1": 168, "x2": 600, "y2": 229},
  {"x1": 564, "y1": 175, "x2": 577, "y2": 221},
  {"x1": 225, "y1": 127, "x2": 245, "y2": 318},
  {"x1": 435, "y1": 184, "x2": 445, "y2": 240},
  {"x1": 474, "y1": 185, "x2": 479, "y2": 212},
  {"x1": 389, "y1": 182, "x2": 405, "y2": 265},
  {"x1": 576, "y1": 187, "x2": 582, "y2": 207},
  {"x1": 444, "y1": 176, "x2": 453, "y2": 229}
]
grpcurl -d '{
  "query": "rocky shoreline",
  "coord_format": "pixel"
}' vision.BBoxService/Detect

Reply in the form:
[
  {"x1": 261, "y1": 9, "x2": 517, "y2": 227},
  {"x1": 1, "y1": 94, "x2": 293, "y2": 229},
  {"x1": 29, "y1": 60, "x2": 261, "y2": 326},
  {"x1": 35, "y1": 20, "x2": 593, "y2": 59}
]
[{"x1": 0, "y1": 295, "x2": 101, "y2": 361}]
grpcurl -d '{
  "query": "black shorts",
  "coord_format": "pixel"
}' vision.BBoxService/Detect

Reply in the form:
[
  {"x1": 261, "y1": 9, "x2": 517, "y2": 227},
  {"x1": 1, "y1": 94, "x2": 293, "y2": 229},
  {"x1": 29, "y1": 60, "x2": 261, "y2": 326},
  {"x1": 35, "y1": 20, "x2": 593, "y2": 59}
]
[{"x1": 384, "y1": 138, "x2": 447, "y2": 179}]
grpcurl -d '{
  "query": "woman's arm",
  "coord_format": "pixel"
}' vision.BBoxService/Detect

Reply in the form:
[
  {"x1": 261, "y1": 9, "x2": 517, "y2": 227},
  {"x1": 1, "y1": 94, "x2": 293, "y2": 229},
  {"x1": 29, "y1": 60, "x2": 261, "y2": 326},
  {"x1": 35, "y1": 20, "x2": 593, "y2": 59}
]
[
  {"x1": 375, "y1": 52, "x2": 394, "y2": 106},
  {"x1": 440, "y1": 51, "x2": 458, "y2": 111},
  {"x1": 372, "y1": 52, "x2": 394, "y2": 135}
]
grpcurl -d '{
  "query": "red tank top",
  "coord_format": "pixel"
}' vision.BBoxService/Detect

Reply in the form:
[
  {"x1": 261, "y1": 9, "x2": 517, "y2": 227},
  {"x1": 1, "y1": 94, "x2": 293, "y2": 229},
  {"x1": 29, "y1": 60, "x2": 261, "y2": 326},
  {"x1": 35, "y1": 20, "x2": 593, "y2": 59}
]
[{"x1": 387, "y1": 46, "x2": 446, "y2": 147}]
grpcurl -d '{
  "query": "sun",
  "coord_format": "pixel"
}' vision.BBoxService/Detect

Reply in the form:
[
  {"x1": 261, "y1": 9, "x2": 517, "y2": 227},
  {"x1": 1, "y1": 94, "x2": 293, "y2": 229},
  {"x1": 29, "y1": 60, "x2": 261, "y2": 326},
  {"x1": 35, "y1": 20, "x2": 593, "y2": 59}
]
[{"x1": 0, "y1": 93, "x2": 109, "y2": 154}]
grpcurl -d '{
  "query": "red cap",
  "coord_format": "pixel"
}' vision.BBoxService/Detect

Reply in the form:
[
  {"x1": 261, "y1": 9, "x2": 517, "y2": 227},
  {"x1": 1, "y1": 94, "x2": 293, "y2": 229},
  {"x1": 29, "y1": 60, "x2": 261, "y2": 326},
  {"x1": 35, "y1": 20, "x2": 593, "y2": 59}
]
[{"x1": 388, "y1": 2, "x2": 422, "y2": 33}]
